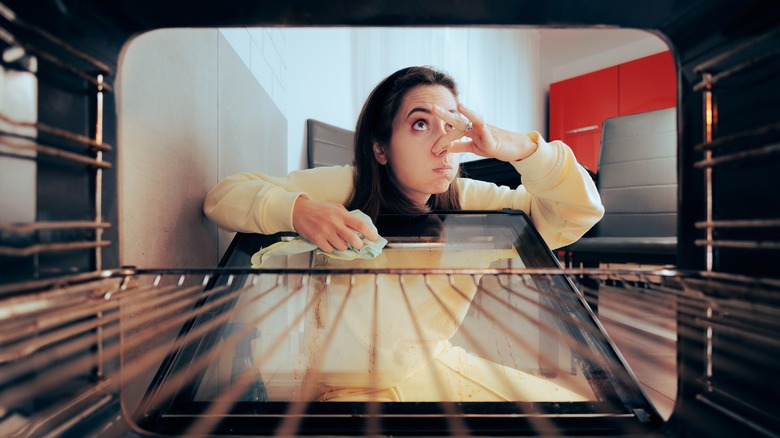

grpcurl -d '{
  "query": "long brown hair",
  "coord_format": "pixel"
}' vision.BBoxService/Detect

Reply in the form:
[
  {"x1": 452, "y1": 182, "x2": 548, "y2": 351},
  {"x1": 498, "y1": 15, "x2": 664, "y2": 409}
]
[{"x1": 345, "y1": 66, "x2": 462, "y2": 221}]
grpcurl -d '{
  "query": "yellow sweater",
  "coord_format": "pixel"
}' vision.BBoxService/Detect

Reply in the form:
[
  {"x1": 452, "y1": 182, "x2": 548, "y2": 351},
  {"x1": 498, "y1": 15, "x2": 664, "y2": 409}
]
[{"x1": 203, "y1": 134, "x2": 604, "y2": 250}]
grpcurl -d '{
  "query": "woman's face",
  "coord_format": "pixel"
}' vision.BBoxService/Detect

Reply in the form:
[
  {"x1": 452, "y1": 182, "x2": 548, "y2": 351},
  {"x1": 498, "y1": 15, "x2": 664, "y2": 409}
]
[{"x1": 373, "y1": 85, "x2": 461, "y2": 205}]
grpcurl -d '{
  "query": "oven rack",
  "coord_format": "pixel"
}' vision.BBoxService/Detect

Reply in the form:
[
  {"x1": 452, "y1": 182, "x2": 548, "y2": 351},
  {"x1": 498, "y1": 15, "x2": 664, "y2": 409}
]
[
  {"x1": 1, "y1": 266, "x2": 778, "y2": 437},
  {"x1": 0, "y1": 1, "x2": 114, "y2": 283},
  {"x1": 689, "y1": 25, "x2": 780, "y2": 276}
]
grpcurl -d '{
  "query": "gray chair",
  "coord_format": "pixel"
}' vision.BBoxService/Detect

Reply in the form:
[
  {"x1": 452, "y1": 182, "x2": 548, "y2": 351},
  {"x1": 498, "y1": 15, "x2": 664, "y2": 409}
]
[
  {"x1": 306, "y1": 119, "x2": 354, "y2": 168},
  {"x1": 566, "y1": 108, "x2": 677, "y2": 314},
  {"x1": 568, "y1": 108, "x2": 678, "y2": 267}
]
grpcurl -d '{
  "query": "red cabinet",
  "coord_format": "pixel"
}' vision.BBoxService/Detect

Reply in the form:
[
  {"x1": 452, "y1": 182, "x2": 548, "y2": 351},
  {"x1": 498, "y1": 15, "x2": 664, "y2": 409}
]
[
  {"x1": 619, "y1": 51, "x2": 676, "y2": 116},
  {"x1": 549, "y1": 66, "x2": 619, "y2": 172},
  {"x1": 549, "y1": 51, "x2": 676, "y2": 172}
]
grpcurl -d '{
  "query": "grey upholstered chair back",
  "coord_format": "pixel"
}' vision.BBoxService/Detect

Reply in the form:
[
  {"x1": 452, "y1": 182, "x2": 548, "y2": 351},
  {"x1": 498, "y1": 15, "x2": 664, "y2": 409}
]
[
  {"x1": 566, "y1": 107, "x2": 678, "y2": 268},
  {"x1": 594, "y1": 108, "x2": 677, "y2": 238},
  {"x1": 306, "y1": 119, "x2": 354, "y2": 168}
]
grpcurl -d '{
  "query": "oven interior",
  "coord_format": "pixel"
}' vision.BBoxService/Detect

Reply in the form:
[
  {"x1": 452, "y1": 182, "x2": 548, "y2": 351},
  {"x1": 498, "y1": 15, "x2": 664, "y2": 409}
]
[{"x1": 1, "y1": 0, "x2": 779, "y2": 436}]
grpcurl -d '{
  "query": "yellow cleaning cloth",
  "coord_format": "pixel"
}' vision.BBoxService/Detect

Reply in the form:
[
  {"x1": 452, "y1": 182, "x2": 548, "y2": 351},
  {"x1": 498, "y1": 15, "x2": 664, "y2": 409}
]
[{"x1": 251, "y1": 210, "x2": 388, "y2": 268}]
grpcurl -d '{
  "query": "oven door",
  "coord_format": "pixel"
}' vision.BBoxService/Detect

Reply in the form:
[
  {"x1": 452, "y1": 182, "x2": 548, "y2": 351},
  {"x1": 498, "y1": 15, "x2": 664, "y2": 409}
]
[{"x1": 126, "y1": 211, "x2": 662, "y2": 436}]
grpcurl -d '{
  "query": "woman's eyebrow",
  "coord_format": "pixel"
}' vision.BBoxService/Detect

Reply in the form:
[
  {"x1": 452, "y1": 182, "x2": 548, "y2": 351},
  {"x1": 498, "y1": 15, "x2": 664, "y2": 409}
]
[
  {"x1": 406, "y1": 107, "x2": 432, "y2": 120},
  {"x1": 405, "y1": 107, "x2": 458, "y2": 120}
]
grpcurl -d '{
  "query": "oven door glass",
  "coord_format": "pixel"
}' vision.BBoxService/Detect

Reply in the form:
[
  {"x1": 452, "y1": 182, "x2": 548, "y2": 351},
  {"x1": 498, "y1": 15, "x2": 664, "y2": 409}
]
[{"x1": 126, "y1": 211, "x2": 662, "y2": 435}]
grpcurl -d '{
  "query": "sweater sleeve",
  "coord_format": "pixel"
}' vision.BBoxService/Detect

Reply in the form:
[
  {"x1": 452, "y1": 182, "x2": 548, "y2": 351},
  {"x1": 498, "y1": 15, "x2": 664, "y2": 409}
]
[
  {"x1": 458, "y1": 132, "x2": 604, "y2": 250},
  {"x1": 203, "y1": 165, "x2": 354, "y2": 234}
]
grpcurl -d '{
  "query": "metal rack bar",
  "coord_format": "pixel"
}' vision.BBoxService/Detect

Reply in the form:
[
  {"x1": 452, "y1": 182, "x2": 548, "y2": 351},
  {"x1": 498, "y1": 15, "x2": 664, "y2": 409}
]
[
  {"x1": 693, "y1": 142, "x2": 780, "y2": 169},
  {"x1": 0, "y1": 220, "x2": 110, "y2": 233},
  {"x1": 693, "y1": 318, "x2": 780, "y2": 348},
  {"x1": 9, "y1": 380, "x2": 115, "y2": 438},
  {"x1": 692, "y1": 27, "x2": 780, "y2": 74},
  {"x1": 94, "y1": 73, "x2": 105, "y2": 270},
  {"x1": 0, "y1": 137, "x2": 112, "y2": 168},
  {"x1": 0, "y1": 269, "x2": 118, "y2": 296},
  {"x1": 35, "y1": 394, "x2": 114, "y2": 438},
  {"x1": 5, "y1": 267, "x2": 775, "y2": 308},
  {"x1": 695, "y1": 219, "x2": 780, "y2": 230},
  {"x1": 682, "y1": 278, "x2": 780, "y2": 306},
  {"x1": 695, "y1": 394, "x2": 778, "y2": 438},
  {"x1": 127, "y1": 278, "x2": 291, "y2": 420},
  {"x1": 0, "y1": 25, "x2": 112, "y2": 91},
  {"x1": 128, "y1": 266, "x2": 681, "y2": 277},
  {"x1": 0, "y1": 278, "x2": 125, "y2": 331},
  {"x1": 693, "y1": 239, "x2": 780, "y2": 250},
  {"x1": 0, "y1": 283, "x2": 197, "y2": 364},
  {"x1": 696, "y1": 269, "x2": 780, "y2": 290},
  {"x1": 702, "y1": 73, "x2": 715, "y2": 271},
  {"x1": 700, "y1": 381, "x2": 780, "y2": 425},
  {"x1": 0, "y1": 113, "x2": 113, "y2": 151},
  {"x1": 0, "y1": 2, "x2": 112, "y2": 75},
  {"x1": 0, "y1": 240, "x2": 111, "y2": 257},
  {"x1": 1, "y1": 307, "x2": 110, "y2": 364},
  {"x1": 693, "y1": 46, "x2": 780, "y2": 91},
  {"x1": 692, "y1": 121, "x2": 780, "y2": 153},
  {"x1": 0, "y1": 285, "x2": 222, "y2": 408}
]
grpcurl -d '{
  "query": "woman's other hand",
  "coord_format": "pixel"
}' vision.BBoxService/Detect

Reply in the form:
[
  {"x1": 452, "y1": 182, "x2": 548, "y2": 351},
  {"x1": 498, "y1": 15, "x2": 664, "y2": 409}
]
[
  {"x1": 292, "y1": 196, "x2": 379, "y2": 253},
  {"x1": 431, "y1": 103, "x2": 538, "y2": 162}
]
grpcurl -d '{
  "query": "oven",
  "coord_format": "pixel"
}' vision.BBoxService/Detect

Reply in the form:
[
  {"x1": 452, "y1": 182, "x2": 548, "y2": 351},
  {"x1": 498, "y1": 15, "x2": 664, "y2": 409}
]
[{"x1": 1, "y1": 0, "x2": 779, "y2": 436}]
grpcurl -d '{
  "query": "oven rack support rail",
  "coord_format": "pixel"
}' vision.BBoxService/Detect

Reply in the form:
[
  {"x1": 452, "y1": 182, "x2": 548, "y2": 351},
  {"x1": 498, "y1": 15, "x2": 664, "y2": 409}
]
[
  {"x1": 686, "y1": 24, "x2": 780, "y2": 277},
  {"x1": 0, "y1": 1, "x2": 115, "y2": 284}
]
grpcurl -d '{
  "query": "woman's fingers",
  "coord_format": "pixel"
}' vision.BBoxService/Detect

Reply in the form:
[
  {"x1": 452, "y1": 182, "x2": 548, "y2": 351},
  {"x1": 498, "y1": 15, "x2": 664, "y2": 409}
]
[
  {"x1": 337, "y1": 224, "x2": 366, "y2": 250},
  {"x1": 431, "y1": 104, "x2": 498, "y2": 156},
  {"x1": 444, "y1": 140, "x2": 479, "y2": 155},
  {"x1": 337, "y1": 213, "x2": 382, "y2": 251},
  {"x1": 346, "y1": 214, "x2": 380, "y2": 242},
  {"x1": 456, "y1": 103, "x2": 482, "y2": 127},
  {"x1": 432, "y1": 103, "x2": 535, "y2": 163},
  {"x1": 311, "y1": 223, "x2": 362, "y2": 253},
  {"x1": 320, "y1": 213, "x2": 371, "y2": 252},
  {"x1": 329, "y1": 234, "x2": 351, "y2": 252},
  {"x1": 432, "y1": 106, "x2": 475, "y2": 155},
  {"x1": 292, "y1": 197, "x2": 380, "y2": 253},
  {"x1": 434, "y1": 105, "x2": 471, "y2": 131},
  {"x1": 316, "y1": 239, "x2": 336, "y2": 253},
  {"x1": 433, "y1": 129, "x2": 465, "y2": 154}
]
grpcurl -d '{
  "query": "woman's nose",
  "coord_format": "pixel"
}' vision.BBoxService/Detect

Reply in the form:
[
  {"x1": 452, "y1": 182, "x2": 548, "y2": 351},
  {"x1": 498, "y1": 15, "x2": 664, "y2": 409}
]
[
  {"x1": 433, "y1": 136, "x2": 449, "y2": 156},
  {"x1": 433, "y1": 146, "x2": 447, "y2": 157}
]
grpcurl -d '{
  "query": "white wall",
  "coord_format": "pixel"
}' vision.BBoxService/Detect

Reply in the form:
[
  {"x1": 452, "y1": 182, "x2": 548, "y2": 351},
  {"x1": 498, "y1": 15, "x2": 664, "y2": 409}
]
[
  {"x1": 119, "y1": 29, "x2": 287, "y2": 267},
  {"x1": 220, "y1": 27, "x2": 547, "y2": 169},
  {"x1": 218, "y1": 27, "x2": 356, "y2": 172},
  {"x1": 219, "y1": 27, "x2": 289, "y2": 118},
  {"x1": 220, "y1": 27, "x2": 664, "y2": 171},
  {"x1": 262, "y1": 27, "x2": 545, "y2": 168},
  {"x1": 285, "y1": 29, "x2": 355, "y2": 171}
]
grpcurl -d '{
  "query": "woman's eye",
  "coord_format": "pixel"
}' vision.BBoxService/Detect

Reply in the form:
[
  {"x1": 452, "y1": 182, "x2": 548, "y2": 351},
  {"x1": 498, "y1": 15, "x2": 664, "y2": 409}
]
[
  {"x1": 445, "y1": 123, "x2": 455, "y2": 131},
  {"x1": 412, "y1": 120, "x2": 429, "y2": 131}
]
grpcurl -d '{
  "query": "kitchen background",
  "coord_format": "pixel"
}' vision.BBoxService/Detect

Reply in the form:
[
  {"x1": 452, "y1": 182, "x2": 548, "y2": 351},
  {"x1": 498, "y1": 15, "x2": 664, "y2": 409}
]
[{"x1": 116, "y1": 27, "x2": 669, "y2": 269}]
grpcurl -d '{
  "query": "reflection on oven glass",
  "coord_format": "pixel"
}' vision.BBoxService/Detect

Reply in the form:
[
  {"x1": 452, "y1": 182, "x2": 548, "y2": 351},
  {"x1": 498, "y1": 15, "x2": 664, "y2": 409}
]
[{"x1": 186, "y1": 214, "x2": 595, "y2": 404}]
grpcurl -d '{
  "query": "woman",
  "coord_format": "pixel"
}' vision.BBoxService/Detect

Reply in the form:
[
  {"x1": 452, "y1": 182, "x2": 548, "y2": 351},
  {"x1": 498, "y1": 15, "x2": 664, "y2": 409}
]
[
  {"x1": 204, "y1": 66, "x2": 604, "y2": 402},
  {"x1": 203, "y1": 66, "x2": 603, "y2": 253}
]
